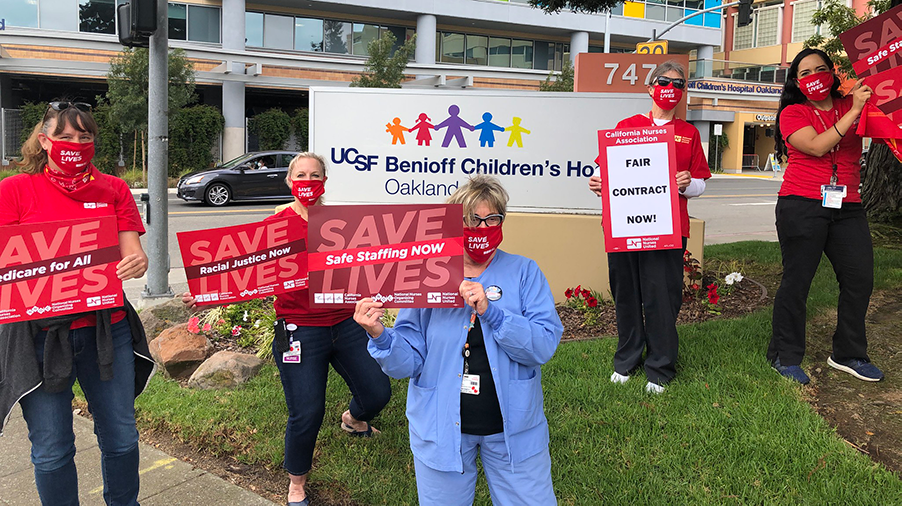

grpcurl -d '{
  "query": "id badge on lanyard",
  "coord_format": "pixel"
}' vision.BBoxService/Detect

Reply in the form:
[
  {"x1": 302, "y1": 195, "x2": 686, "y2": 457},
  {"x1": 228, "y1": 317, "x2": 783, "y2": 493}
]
[{"x1": 813, "y1": 107, "x2": 845, "y2": 209}]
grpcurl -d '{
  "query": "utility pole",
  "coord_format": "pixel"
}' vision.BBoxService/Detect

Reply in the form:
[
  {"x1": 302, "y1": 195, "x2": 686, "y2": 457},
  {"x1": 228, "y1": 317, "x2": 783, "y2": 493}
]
[{"x1": 143, "y1": 0, "x2": 172, "y2": 298}]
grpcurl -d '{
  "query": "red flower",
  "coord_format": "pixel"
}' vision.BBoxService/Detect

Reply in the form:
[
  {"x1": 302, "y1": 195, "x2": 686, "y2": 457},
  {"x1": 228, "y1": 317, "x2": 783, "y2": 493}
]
[
  {"x1": 187, "y1": 316, "x2": 200, "y2": 334},
  {"x1": 691, "y1": 284, "x2": 699, "y2": 291},
  {"x1": 587, "y1": 297, "x2": 598, "y2": 308},
  {"x1": 202, "y1": 323, "x2": 212, "y2": 332},
  {"x1": 581, "y1": 288, "x2": 591, "y2": 298},
  {"x1": 574, "y1": 285, "x2": 582, "y2": 296},
  {"x1": 707, "y1": 285, "x2": 720, "y2": 305},
  {"x1": 565, "y1": 288, "x2": 573, "y2": 298},
  {"x1": 217, "y1": 318, "x2": 225, "y2": 325},
  {"x1": 231, "y1": 325, "x2": 243, "y2": 337}
]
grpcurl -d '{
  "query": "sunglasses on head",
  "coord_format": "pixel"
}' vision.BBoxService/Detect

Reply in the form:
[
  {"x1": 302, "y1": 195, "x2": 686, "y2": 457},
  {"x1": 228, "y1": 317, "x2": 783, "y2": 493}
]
[
  {"x1": 655, "y1": 76, "x2": 686, "y2": 89},
  {"x1": 48, "y1": 101, "x2": 93, "y2": 113}
]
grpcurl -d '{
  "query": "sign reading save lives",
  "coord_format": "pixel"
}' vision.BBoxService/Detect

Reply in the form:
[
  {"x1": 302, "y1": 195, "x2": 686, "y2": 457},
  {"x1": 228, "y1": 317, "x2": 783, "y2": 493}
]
[
  {"x1": 177, "y1": 216, "x2": 309, "y2": 306},
  {"x1": 0, "y1": 217, "x2": 123, "y2": 323},
  {"x1": 596, "y1": 126, "x2": 681, "y2": 253},
  {"x1": 307, "y1": 204, "x2": 464, "y2": 308}
]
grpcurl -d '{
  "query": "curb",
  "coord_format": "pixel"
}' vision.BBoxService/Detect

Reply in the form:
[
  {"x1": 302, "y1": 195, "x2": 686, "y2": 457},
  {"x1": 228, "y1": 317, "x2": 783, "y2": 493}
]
[
  {"x1": 130, "y1": 188, "x2": 179, "y2": 195},
  {"x1": 710, "y1": 173, "x2": 782, "y2": 180}
]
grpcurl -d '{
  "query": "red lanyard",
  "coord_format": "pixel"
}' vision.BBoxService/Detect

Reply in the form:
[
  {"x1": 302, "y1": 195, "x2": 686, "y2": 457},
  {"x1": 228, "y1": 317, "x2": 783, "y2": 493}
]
[{"x1": 811, "y1": 105, "x2": 840, "y2": 185}]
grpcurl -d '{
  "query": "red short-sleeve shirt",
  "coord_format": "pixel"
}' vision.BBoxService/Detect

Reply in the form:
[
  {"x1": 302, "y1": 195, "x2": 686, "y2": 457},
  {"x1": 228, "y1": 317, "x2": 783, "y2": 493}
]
[
  {"x1": 779, "y1": 96, "x2": 863, "y2": 202},
  {"x1": 0, "y1": 172, "x2": 145, "y2": 328},
  {"x1": 265, "y1": 206, "x2": 353, "y2": 328},
  {"x1": 615, "y1": 114, "x2": 712, "y2": 237}
]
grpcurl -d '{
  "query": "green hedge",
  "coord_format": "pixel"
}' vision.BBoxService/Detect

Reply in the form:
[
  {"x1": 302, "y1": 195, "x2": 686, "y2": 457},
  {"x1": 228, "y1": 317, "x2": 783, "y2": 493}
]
[
  {"x1": 248, "y1": 108, "x2": 291, "y2": 151},
  {"x1": 169, "y1": 105, "x2": 224, "y2": 177}
]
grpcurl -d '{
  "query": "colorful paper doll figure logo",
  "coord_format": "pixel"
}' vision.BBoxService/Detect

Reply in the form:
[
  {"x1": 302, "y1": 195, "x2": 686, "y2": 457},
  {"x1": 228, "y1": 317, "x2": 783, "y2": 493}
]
[{"x1": 384, "y1": 106, "x2": 529, "y2": 148}]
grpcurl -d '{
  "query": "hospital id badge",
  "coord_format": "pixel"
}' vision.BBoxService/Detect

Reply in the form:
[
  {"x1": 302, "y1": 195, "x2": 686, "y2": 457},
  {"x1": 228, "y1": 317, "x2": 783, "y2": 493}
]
[
  {"x1": 282, "y1": 340, "x2": 301, "y2": 363},
  {"x1": 461, "y1": 374, "x2": 480, "y2": 395},
  {"x1": 821, "y1": 185, "x2": 846, "y2": 209}
]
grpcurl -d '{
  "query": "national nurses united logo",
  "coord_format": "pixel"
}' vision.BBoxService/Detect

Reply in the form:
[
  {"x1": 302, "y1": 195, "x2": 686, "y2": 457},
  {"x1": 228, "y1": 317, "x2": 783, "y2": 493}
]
[{"x1": 384, "y1": 104, "x2": 530, "y2": 149}]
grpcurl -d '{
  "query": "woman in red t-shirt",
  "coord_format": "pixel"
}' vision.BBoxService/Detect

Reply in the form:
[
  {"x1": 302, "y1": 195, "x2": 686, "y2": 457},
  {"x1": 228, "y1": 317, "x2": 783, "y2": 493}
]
[
  {"x1": 588, "y1": 60, "x2": 712, "y2": 394},
  {"x1": 0, "y1": 101, "x2": 150, "y2": 505},
  {"x1": 768, "y1": 48, "x2": 883, "y2": 384},
  {"x1": 183, "y1": 153, "x2": 390, "y2": 506}
]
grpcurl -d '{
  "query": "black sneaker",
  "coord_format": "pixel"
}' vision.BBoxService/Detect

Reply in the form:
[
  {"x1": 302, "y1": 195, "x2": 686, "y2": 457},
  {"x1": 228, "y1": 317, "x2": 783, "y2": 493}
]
[
  {"x1": 772, "y1": 358, "x2": 810, "y2": 385},
  {"x1": 827, "y1": 356, "x2": 884, "y2": 382}
]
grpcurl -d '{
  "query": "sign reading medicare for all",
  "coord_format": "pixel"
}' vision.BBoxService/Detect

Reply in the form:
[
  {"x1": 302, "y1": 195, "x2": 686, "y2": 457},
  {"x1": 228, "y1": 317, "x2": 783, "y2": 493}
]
[{"x1": 309, "y1": 88, "x2": 653, "y2": 214}]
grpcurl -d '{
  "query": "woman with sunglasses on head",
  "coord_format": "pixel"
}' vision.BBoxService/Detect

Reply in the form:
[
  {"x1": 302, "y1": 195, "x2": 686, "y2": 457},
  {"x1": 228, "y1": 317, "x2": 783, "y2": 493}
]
[
  {"x1": 589, "y1": 60, "x2": 711, "y2": 394},
  {"x1": 0, "y1": 101, "x2": 153, "y2": 506},
  {"x1": 767, "y1": 48, "x2": 883, "y2": 385},
  {"x1": 355, "y1": 175, "x2": 563, "y2": 506},
  {"x1": 182, "y1": 153, "x2": 391, "y2": 506}
]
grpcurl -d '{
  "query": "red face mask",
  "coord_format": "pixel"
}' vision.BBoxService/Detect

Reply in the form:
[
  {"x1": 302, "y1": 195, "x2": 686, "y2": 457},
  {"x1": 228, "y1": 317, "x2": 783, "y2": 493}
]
[
  {"x1": 652, "y1": 85, "x2": 683, "y2": 111},
  {"x1": 798, "y1": 71, "x2": 834, "y2": 102},
  {"x1": 292, "y1": 178, "x2": 325, "y2": 207},
  {"x1": 464, "y1": 225, "x2": 503, "y2": 264},
  {"x1": 47, "y1": 140, "x2": 94, "y2": 175}
]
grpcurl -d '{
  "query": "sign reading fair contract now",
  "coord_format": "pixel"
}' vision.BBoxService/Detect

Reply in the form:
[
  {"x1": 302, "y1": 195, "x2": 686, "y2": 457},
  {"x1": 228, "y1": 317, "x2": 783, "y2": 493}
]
[
  {"x1": 307, "y1": 204, "x2": 464, "y2": 308},
  {"x1": 0, "y1": 217, "x2": 122, "y2": 323},
  {"x1": 177, "y1": 216, "x2": 308, "y2": 306},
  {"x1": 597, "y1": 126, "x2": 681, "y2": 253}
]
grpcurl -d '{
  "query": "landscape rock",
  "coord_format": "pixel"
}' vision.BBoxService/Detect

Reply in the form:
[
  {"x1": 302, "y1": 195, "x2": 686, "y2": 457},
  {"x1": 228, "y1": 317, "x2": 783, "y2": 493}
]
[
  {"x1": 187, "y1": 351, "x2": 264, "y2": 390},
  {"x1": 140, "y1": 298, "x2": 192, "y2": 344},
  {"x1": 149, "y1": 323, "x2": 213, "y2": 379}
]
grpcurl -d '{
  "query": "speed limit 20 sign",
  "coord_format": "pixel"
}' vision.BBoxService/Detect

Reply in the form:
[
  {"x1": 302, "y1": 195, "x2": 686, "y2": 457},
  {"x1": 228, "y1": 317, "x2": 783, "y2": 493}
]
[{"x1": 636, "y1": 40, "x2": 669, "y2": 55}]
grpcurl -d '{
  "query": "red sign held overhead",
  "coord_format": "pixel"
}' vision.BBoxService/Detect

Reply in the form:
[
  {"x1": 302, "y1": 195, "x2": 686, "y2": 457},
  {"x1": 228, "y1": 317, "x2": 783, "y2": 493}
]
[
  {"x1": 307, "y1": 204, "x2": 465, "y2": 308},
  {"x1": 840, "y1": 4, "x2": 902, "y2": 77},
  {"x1": 177, "y1": 216, "x2": 309, "y2": 306},
  {"x1": 0, "y1": 217, "x2": 122, "y2": 323}
]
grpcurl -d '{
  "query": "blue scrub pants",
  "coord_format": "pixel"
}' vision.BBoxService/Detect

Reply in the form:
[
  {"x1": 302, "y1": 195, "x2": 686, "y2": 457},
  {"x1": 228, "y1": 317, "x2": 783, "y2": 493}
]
[{"x1": 413, "y1": 433, "x2": 556, "y2": 506}]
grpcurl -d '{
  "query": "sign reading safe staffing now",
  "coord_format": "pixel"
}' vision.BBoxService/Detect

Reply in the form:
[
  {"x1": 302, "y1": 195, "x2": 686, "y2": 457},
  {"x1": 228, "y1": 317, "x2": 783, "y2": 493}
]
[
  {"x1": 307, "y1": 204, "x2": 465, "y2": 308},
  {"x1": 0, "y1": 216, "x2": 122, "y2": 323},
  {"x1": 177, "y1": 216, "x2": 308, "y2": 306},
  {"x1": 597, "y1": 125, "x2": 681, "y2": 253}
]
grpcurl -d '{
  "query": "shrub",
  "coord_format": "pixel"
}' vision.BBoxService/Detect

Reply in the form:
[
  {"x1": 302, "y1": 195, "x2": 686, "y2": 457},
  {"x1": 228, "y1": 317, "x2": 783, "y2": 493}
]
[
  {"x1": 169, "y1": 105, "x2": 224, "y2": 177},
  {"x1": 248, "y1": 109, "x2": 291, "y2": 151},
  {"x1": 292, "y1": 108, "x2": 309, "y2": 152}
]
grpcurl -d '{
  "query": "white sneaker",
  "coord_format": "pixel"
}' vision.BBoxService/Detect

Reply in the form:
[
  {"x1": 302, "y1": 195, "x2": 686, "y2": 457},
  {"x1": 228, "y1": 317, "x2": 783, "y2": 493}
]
[
  {"x1": 610, "y1": 372, "x2": 630, "y2": 384},
  {"x1": 645, "y1": 381, "x2": 665, "y2": 394}
]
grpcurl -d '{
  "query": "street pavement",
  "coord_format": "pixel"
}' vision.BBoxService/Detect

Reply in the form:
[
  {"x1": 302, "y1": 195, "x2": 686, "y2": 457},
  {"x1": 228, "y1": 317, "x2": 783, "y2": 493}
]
[{"x1": 0, "y1": 405, "x2": 278, "y2": 506}]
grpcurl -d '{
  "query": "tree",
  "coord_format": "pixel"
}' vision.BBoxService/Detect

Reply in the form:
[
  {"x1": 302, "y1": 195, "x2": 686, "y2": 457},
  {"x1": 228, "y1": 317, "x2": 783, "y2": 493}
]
[
  {"x1": 807, "y1": 0, "x2": 902, "y2": 222},
  {"x1": 350, "y1": 31, "x2": 417, "y2": 88},
  {"x1": 248, "y1": 109, "x2": 292, "y2": 150},
  {"x1": 540, "y1": 59, "x2": 575, "y2": 92},
  {"x1": 529, "y1": 0, "x2": 621, "y2": 14},
  {"x1": 106, "y1": 47, "x2": 196, "y2": 178}
]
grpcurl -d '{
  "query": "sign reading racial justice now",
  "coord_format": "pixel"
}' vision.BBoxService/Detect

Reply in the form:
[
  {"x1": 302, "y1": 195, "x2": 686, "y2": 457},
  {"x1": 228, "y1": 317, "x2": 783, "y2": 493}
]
[
  {"x1": 307, "y1": 204, "x2": 465, "y2": 308},
  {"x1": 177, "y1": 216, "x2": 309, "y2": 306},
  {"x1": 597, "y1": 126, "x2": 681, "y2": 253},
  {"x1": 0, "y1": 217, "x2": 123, "y2": 323}
]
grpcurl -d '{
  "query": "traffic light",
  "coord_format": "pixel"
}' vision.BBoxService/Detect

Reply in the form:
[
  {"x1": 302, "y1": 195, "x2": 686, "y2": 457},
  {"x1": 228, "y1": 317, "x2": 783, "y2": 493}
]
[
  {"x1": 738, "y1": 0, "x2": 753, "y2": 27},
  {"x1": 117, "y1": 0, "x2": 158, "y2": 47}
]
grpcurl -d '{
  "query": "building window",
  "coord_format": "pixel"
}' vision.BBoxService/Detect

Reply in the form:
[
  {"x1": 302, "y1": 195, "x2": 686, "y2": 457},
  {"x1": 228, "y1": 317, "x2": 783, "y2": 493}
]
[
  {"x1": 733, "y1": 15, "x2": 754, "y2": 50},
  {"x1": 792, "y1": 0, "x2": 821, "y2": 43},
  {"x1": 169, "y1": 3, "x2": 187, "y2": 40},
  {"x1": 534, "y1": 42, "x2": 554, "y2": 71},
  {"x1": 323, "y1": 20, "x2": 352, "y2": 54},
  {"x1": 188, "y1": 5, "x2": 220, "y2": 43},
  {"x1": 755, "y1": 6, "x2": 780, "y2": 47},
  {"x1": 6, "y1": 0, "x2": 39, "y2": 28},
  {"x1": 511, "y1": 39, "x2": 533, "y2": 69},
  {"x1": 442, "y1": 33, "x2": 465, "y2": 63},
  {"x1": 79, "y1": 0, "x2": 116, "y2": 34},
  {"x1": 353, "y1": 23, "x2": 382, "y2": 56},
  {"x1": 263, "y1": 14, "x2": 293, "y2": 50},
  {"x1": 488, "y1": 37, "x2": 511, "y2": 67},
  {"x1": 246, "y1": 12, "x2": 263, "y2": 47},
  {"x1": 295, "y1": 17, "x2": 324, "y2": 52},
  {"x1": 41, "y1": 0, "x2": 78, "y2": 31},
  {"x1": 467, "y1": 35, "x2": 488, "y2": 65}
]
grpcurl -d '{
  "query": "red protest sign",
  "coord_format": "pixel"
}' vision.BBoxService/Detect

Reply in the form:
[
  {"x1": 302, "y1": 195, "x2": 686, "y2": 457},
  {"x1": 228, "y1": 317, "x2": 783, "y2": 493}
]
[
  {"x1": 177, "y1": 216, "x2": 308, "y2": 306},
  {"x1": 596, "y1": 126, "x2": 681, "y2": 253},
  {"x1": 840, "y1": 4, "x2": 902, "y2": 77},
  {"x1": 0, "y1": 217, "x2": 122, "y2": 323},
  {"x1": 864, "y1": 64, "x2": 902, "y2": 124},
  {"x1": 307, "y1": 204, "x2": 465, "y2": 308}
]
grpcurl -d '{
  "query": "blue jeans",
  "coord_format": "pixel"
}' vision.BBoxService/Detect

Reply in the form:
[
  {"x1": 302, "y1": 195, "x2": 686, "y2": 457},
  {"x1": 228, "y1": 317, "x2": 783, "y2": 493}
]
[
  {"x1": 19, "y1": 319, "x2": 140, "y2": 506},
  {"x1": 273, "y1": 317, "x2": 391, "y2": 475},
  {"x1": 414, "y1": 433, "x2": 557, "y2": 506}
]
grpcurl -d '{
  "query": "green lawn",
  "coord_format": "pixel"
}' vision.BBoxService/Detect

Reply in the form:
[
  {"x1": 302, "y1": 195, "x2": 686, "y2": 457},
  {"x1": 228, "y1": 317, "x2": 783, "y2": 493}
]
[{"x1": 129, "y1": 241, "x2": 902, "y2": 505}]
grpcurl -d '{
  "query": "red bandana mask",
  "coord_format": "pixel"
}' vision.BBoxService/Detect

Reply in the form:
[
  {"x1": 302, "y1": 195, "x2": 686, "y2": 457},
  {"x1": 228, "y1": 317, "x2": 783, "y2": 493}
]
[
  {"x1": 652, "y1": 85, "x2": 683, "y2": 111},
  {"x1": 464, "y1": 226, "x2": 503, "y2": 264},
  {"x1": 292, "y1": 179, "x2": 326, "y2": 207},
  {"x1": 48, "y1": 140, "x2": 95, "y2": 175},
  {"x1": 798, "y1": 71, "x2": 834, "y2": 102}
]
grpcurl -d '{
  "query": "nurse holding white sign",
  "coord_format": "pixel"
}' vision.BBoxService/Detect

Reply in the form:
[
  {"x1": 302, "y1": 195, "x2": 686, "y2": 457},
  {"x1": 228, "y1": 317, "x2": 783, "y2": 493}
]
[{"x1": 589, "y1": 60, "x2": 712, "y2": 394}]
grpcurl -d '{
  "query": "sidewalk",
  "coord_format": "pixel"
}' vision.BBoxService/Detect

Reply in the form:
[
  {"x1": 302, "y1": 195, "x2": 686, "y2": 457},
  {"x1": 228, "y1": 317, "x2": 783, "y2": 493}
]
[
  {"x1": 709, "y1": 168, "x2": 784, "y2": 181},
  {"x1": 0, "y1": 405, "x2": 277, "y2": 506}
]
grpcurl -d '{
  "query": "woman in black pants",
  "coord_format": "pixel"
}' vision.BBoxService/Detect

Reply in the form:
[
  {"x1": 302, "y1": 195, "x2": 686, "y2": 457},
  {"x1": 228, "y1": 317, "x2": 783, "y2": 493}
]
[{"x1": 768, "y1": 48, "x2": 883, "y2": 384}]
